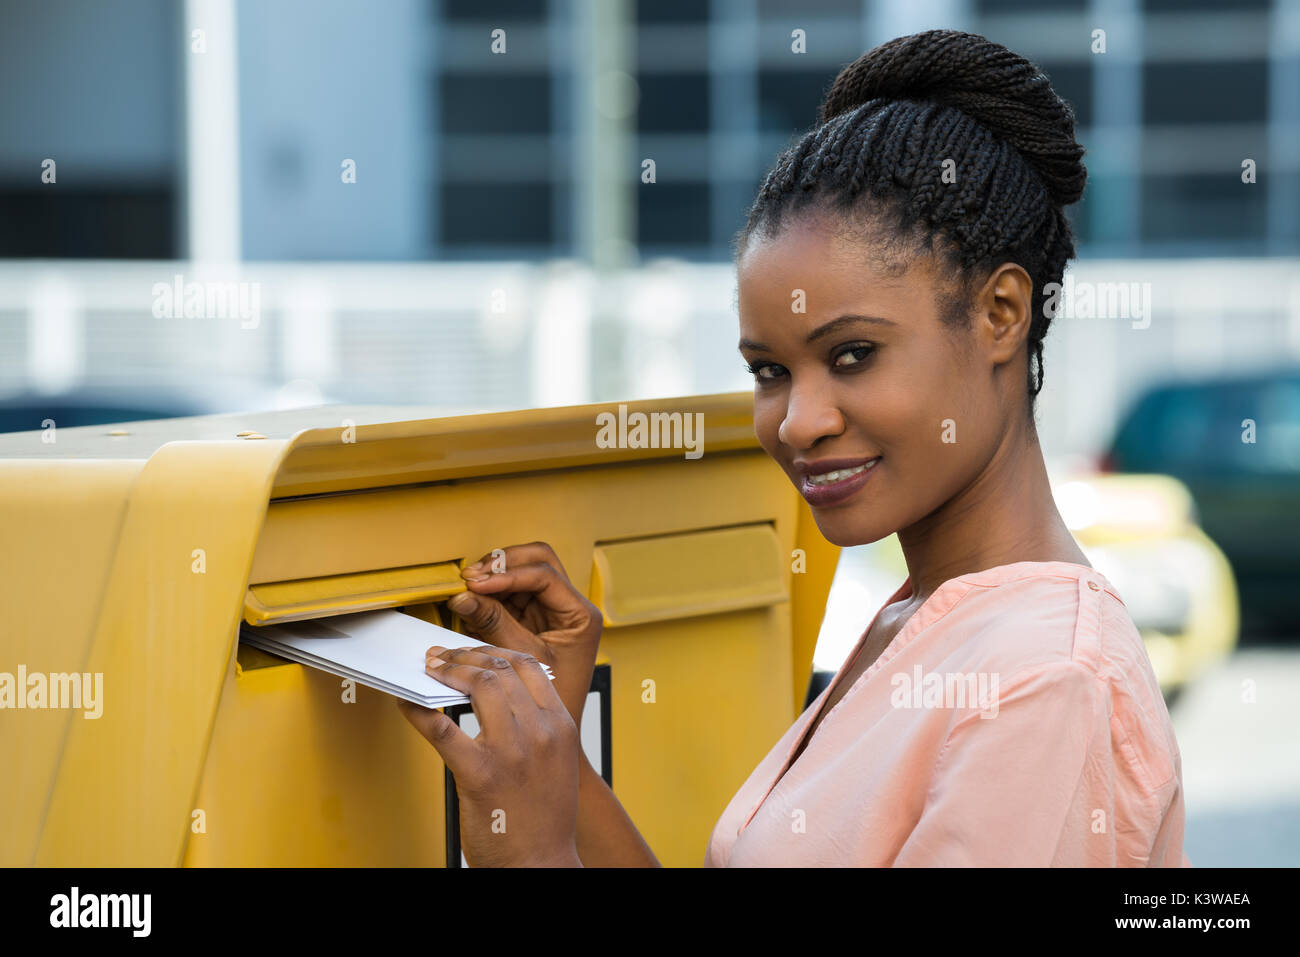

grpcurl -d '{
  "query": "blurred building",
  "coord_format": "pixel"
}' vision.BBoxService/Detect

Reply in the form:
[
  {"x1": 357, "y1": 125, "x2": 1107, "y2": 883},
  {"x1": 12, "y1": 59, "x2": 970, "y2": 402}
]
[
  {"x1": 0, "y1": 0, "x2": 1297, "y2": 421},
  {"x1": 2, "y1": 0, "x2": 1297, "y2": 262}
]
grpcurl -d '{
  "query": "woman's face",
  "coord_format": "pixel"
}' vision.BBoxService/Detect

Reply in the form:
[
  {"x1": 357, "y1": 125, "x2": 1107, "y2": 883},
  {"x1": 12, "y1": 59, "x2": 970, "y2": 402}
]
[{"x1": 736, "y1": 212, "x2": 1020, "y2": 548}]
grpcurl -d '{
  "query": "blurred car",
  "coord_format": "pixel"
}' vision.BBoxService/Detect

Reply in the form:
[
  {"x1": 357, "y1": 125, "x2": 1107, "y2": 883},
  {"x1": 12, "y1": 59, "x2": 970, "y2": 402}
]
[
  {"x1": 808, "y1": 472, "x2": 1239, "y2": 708},
  {"x1": 1059, "y1": 473, "x2": 1238, "y2": 699},
  {"x1": 0, "y1": 380, "x2": 339, "y2": 435},
  {"x1": 1102, "y1": 368, "x2": 1300, "y2": 638},
  {"x1": 0, "y1": 388, "x2": 212, "y2": 434}
]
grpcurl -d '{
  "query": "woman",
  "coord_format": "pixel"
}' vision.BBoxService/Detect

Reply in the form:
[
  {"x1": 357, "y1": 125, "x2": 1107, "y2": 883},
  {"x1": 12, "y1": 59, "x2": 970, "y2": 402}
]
[{"x1": 398, "y1": 29, "x2": 1189, "y2": 868}]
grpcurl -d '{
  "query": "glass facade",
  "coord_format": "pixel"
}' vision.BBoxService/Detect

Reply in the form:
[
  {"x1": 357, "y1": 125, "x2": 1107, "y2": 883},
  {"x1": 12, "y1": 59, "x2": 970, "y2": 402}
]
[{"x1": 0, "y1": 0, "x2": 1294, "y2": 260}]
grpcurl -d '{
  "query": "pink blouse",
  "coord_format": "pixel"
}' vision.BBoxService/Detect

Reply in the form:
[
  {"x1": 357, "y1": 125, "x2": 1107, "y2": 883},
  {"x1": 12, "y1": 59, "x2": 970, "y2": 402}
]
[{"x1": 703, "y1": 561, "x2": 1191, "y2": 867}]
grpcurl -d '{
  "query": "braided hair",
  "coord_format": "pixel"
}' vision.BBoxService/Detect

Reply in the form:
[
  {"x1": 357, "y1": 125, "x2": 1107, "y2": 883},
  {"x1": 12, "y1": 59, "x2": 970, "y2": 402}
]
[{"x1": 735, "y1": 30, "x2": 1087, "y2": 410}]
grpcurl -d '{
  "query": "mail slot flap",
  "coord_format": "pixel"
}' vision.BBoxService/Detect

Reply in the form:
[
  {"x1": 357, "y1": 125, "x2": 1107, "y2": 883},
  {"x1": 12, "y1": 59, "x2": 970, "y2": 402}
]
[
  {"x1": 244, "y1": 562, "x2": 467, "y2": 626},
  {"x1": 590, "y1": 524, "x2": 786, "y2": 627}
]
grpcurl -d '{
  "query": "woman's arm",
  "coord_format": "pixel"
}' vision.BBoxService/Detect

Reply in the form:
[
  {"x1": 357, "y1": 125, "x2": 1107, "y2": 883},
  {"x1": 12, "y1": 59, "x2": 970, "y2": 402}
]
[{"x1": 576, "y1": 751, "x2": 661, "y2": 867}]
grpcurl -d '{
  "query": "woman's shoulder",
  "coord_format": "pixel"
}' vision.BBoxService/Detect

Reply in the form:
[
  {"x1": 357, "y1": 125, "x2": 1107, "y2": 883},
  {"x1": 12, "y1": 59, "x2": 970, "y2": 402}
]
[
  {"x1": 931, "y1": 560, "x2": 1148, "y2": 680},
  {"x1": 929, "y1": 560, "x2": 1181, "y2": 794}
]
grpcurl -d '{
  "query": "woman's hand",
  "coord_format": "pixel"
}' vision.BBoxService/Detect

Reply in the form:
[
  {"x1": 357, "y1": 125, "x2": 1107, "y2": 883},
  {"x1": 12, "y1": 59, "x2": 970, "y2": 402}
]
[
  {"x1": 446, "y1": 542, "x2": 602, "y2": 728},
  {"x1": 397, "y1": 643, "x2": 582, "y2": 868}
]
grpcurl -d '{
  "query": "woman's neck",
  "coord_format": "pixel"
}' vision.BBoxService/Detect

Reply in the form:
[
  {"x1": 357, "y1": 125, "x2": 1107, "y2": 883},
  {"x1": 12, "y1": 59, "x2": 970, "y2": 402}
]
[{"x1": 895, "y1": 422, "x2": 1089, "y2": 605}]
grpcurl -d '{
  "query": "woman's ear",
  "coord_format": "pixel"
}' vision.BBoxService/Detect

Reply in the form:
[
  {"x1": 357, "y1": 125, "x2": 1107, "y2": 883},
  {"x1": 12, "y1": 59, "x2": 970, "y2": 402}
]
[{"x1": 972, "y1": 262, "x2": 1034, "y2": 368}]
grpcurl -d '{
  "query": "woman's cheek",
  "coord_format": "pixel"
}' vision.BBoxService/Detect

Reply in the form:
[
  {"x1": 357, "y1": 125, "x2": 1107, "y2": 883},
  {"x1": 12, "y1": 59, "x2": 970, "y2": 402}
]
[{"x1": 752, "y1": 400, "x2": 784, "y2": 455}]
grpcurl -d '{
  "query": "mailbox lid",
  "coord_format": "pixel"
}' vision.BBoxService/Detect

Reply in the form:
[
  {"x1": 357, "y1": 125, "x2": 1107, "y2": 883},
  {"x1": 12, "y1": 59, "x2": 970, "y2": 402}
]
[
  {"x1": 591, "y1": 524, "x2": 787, "y2": 627},
  {"x1": 244, "y1": 562, "x2": 467, "y2": 625}
]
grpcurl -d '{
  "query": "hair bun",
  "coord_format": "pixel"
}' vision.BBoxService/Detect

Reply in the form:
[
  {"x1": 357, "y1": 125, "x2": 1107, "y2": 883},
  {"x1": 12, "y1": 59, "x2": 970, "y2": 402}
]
[{"x1": 820, "y1": 29, "x2": 1086, "y2": 206}]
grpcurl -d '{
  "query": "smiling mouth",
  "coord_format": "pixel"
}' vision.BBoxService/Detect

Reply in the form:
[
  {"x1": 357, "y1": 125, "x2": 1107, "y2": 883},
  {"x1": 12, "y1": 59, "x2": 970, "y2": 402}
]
[{"x1": 805, "y1": 458, "x2": 880, "y2": 486}]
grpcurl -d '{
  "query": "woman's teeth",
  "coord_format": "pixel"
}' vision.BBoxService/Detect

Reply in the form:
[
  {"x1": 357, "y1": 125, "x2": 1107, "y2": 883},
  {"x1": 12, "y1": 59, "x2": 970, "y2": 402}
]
[{"x1": 807, "y1": 459, "x2": 878, "y2": 486}]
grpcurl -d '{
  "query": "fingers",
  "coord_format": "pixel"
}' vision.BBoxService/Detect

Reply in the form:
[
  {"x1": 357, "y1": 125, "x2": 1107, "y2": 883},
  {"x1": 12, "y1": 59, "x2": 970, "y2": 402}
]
[
  {"x1": 459, "y1": 560, "x2": 592, "y2": 627},
  {"x1": 462, "y1": 542, "x2": 570, "y2": 583},
  {"x1": 447, "y1": 589, "x2": 540, "y2": 649},
  {"x1": 396, "y1": 699, "x2": 478, "y2": 773},
  {"x1": 427, "y1": 645, "x2": 538, "y2": 717},
  {"x1": 425, "y1": 650, "x2": 519, "y2": 742},
  {"x1": 402, "y1": 645, "x2": 564, "y2": 781},
  {"x1": 430, "y1": 644, "x2": 562, "y2": 713}
]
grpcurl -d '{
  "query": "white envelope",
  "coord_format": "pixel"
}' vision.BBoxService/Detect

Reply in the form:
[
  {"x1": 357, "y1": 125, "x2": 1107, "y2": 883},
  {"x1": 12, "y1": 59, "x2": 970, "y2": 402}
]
[{"x1": 239, "y1": 608, "x2": 553, "y2": 709}]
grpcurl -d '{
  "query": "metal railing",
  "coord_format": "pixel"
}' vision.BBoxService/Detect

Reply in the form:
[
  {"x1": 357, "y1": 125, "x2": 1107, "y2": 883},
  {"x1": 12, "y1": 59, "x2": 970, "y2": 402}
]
[{"x1": 1, "y1": 257, "x2": 1297, "y2": 458}]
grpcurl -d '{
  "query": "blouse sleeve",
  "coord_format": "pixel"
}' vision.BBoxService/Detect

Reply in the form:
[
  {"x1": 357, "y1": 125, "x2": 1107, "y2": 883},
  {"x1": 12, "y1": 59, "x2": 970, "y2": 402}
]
[{"x1": 892, "y1": 661, "x2": 1108, "y2": 867}]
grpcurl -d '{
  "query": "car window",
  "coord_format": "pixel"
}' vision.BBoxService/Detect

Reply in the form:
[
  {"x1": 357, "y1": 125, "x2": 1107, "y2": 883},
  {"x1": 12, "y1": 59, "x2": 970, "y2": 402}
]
[
  {"x1": 1252, "y1": 377, "x2": 1300, "y2": 474},
  {"x1": 1158, "y1": 387, "x2": 1217, "y2": 473},
  {"x1": 1114, "y1": 390, "x2": 1168, "y2": 470}
]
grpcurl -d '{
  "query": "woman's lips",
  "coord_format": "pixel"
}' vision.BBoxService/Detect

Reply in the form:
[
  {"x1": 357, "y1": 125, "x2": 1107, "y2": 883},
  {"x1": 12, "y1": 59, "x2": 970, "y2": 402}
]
[{"x1": 798, "y1": 457, "x2": 881, "y2": 507}]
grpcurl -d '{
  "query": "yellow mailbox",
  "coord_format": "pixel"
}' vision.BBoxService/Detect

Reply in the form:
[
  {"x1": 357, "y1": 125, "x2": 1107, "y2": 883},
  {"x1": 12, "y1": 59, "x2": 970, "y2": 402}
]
[{"x1": 0, "y1": 393, "x2": 838, "y2": 867}]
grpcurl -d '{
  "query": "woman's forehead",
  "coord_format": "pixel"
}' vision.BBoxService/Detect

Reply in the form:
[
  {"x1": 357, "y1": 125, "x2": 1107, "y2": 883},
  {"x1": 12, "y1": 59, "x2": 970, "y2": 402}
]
[
  {"x1": 738, "y1": 216, "x2": 922, "y2": 291},
  {"x1": 738, "y1": 238, "x2": 928, "y2": 317}
]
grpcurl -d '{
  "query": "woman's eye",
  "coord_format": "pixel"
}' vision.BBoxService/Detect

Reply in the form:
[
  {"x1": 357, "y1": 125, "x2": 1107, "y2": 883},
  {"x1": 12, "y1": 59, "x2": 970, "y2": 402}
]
[
  {"x1": 745, "y1": 361, "x2": 786, "y2": 381},
  {"x1": 833, "y1": 344, "x2": 875, "y2": 368}
]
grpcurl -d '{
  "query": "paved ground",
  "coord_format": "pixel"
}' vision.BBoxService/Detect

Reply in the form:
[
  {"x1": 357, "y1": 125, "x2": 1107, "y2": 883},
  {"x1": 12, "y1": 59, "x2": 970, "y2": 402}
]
[{"x1": 1170, "y1": 645, "x2": 1300, "y2": 867}]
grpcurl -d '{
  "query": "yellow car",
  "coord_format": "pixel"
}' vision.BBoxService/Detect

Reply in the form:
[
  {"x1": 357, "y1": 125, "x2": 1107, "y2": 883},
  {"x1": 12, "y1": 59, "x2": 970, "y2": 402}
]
[{"x1": 1056, "y1": 472, "x2": 1239, "y2": 698}]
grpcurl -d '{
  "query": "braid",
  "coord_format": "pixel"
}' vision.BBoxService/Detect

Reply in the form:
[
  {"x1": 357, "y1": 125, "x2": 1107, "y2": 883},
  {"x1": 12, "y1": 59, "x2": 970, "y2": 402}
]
[{"x1": 736, "y1": 29, "x2": 1087, "y2": 409}]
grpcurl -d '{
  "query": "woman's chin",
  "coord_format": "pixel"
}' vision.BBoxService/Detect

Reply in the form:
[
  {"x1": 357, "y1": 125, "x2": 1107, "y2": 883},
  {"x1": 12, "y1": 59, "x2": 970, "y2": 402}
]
[{"x1": 811, "y1": 513, "x2": 893, "y2": 548}]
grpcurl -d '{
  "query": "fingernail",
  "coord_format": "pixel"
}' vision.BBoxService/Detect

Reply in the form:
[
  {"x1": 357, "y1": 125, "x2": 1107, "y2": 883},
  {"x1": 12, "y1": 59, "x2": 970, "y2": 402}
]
[
  {"x1": 426, "y1": 645, "x2": 445, "y2": 656},
  {"x1": 426, "y1": 656, "x2": 445, "y2": 668},
  {"x1": 448, "y1": 592, "x2": 477, "y2": 613},
  {"x1": 462, "y1": 562, "x2": 482, "y2": 574}
]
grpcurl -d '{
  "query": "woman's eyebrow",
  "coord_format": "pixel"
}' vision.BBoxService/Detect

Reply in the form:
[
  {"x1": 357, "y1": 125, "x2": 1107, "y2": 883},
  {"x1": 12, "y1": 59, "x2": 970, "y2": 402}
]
[
  {"x1": 806, "y1": 314, "x2": 896, "y2": 343},
  {"x1": 738, "y1": 314, "x2": 896, "y2": 353}
]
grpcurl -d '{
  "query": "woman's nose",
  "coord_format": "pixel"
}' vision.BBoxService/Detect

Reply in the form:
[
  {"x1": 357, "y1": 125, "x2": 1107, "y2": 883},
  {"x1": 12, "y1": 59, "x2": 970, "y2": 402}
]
[{"x1": 777, "y1": 388, "x2": 843, "y2": 449}]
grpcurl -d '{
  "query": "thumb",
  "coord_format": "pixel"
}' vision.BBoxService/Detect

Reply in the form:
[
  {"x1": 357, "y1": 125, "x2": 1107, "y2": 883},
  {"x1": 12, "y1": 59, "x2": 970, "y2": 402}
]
[
  {"x1": 397, "y1": 699, "x2": 475, "y2": 776},
  {"x1": 397, "y1": 698, "x2": 455, "y2": 744},
  {"x1": 447, "y1": 590, "x2": 535, "y2": 649}
]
